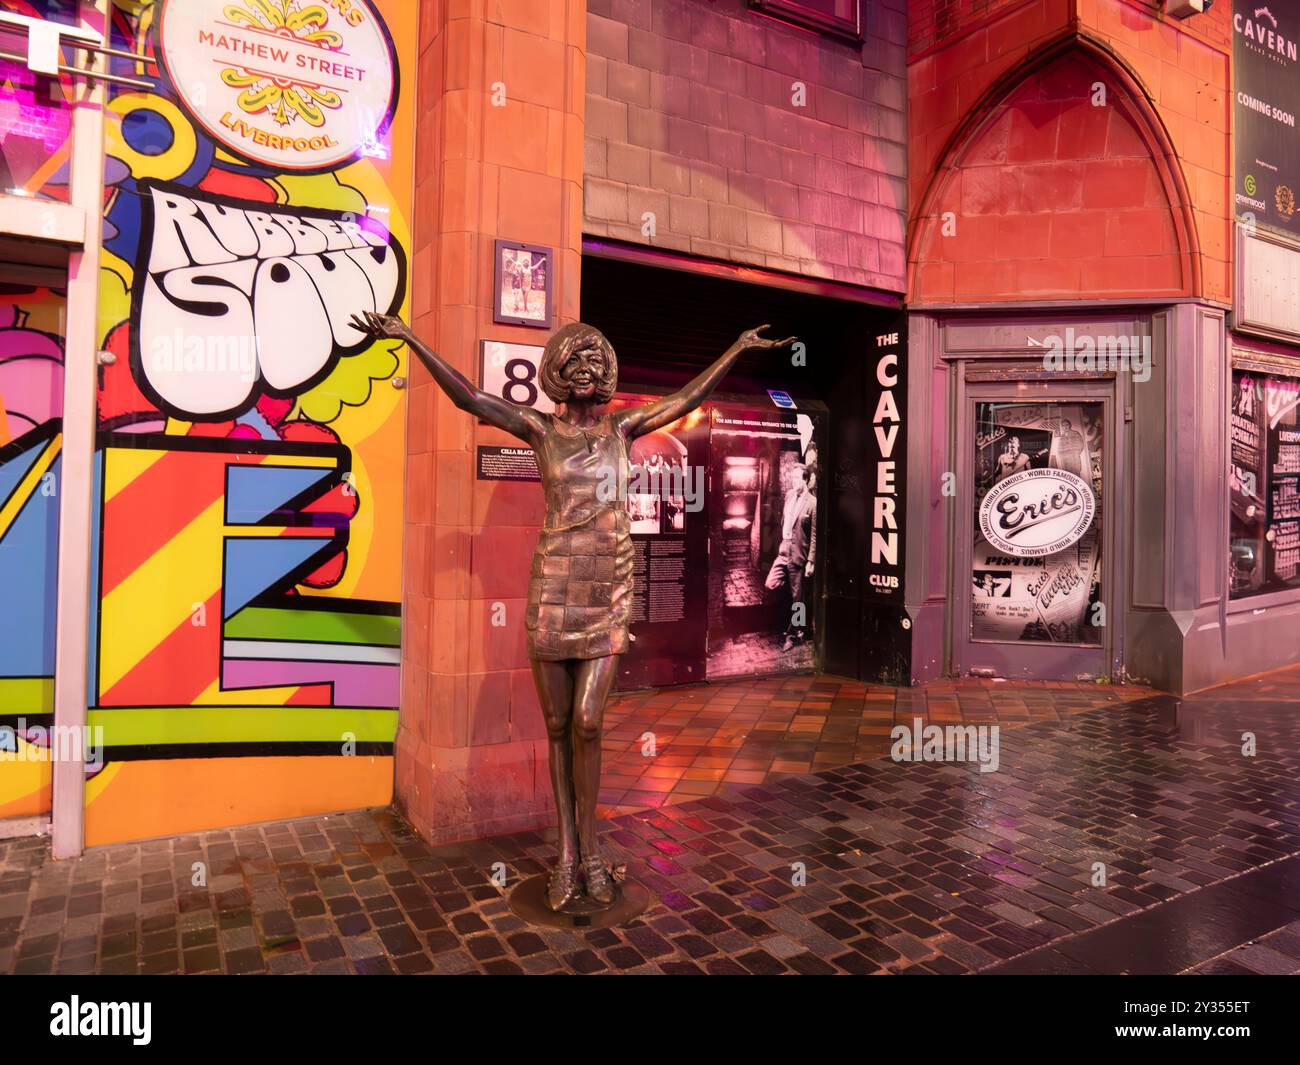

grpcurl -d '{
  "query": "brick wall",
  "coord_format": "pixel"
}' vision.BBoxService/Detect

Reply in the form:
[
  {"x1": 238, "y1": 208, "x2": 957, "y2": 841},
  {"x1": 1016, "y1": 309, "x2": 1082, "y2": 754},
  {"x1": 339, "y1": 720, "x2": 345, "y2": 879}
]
[
  {"x1": 909, "y1": 0, "x2": 1227, "y2": 58},
  {"x1": 912, "y1": 52, "x2": 1192, "y2": 302},
  {"x1": 908, "y1": 0, "x2": 1232, "y2": 305},
  {"x1": 584, "y1": 0, "x2": 908, "y2": 293},
  {"x1": 909, "y1": 0, "x2": 1027, "y2": 57},
  {"x1": 398, "y1": 0, "x2": 586, "y2": 845}
]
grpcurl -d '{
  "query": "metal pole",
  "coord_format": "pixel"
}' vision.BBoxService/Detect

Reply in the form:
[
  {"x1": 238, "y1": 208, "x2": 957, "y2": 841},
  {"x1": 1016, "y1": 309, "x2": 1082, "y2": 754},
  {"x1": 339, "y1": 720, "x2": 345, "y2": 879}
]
[{"x1": 50, "y1": 0, "x2": 109, "y2": 860}]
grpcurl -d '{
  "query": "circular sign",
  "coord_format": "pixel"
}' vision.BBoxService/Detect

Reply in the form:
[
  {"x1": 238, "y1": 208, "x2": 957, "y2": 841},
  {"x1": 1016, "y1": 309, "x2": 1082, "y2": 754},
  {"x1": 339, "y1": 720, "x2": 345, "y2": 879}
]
[
  {"x1": 157, "y1": 0, "x2": 397, "y2": 173},
  {"x1": 978, "y1": 468, "x2": 1096, "y2": 558}
]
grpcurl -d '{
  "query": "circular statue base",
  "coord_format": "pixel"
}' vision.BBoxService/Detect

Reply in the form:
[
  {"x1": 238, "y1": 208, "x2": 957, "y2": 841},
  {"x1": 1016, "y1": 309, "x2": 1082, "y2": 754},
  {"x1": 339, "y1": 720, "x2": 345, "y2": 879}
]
[{"x1": 508, "y1": 872, "x2": 652, "y2": 929}]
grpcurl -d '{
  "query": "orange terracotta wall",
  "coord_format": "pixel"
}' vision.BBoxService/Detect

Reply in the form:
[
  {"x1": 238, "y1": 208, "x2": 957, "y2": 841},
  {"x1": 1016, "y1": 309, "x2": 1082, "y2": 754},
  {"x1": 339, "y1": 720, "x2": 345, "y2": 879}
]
[
  {"x1": 908, "y1": 0, "x2": 1231, "y2": 305},
  {"x1": 912, "y1": 50, "x2": 1194, "y2": 300},
  {"x1": 910, "y1": 0, "x2": 1033, "y2": 56},
  {"x1": 400, "y1": 0, "x2": 587, "y2": 843}
]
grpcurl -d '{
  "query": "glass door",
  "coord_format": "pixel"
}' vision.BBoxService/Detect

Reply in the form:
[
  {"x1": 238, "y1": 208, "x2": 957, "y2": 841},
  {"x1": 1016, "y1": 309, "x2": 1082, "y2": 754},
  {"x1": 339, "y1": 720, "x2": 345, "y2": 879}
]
[{"x1": 954, "y1": 379, "x2": 1117, "y2": 680}]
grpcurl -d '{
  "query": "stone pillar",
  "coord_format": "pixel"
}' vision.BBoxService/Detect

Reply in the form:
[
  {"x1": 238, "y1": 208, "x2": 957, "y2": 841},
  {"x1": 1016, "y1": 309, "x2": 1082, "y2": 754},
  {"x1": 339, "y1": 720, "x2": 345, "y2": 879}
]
[
  {"x1": 1126, "y1": 302, "x2": 1230, "y2": 694},
  {"x1": 904, "y1": 312, "x2": 948, "y2": 683},
  {"x1": 399, "y1": 0, "x2": 587, "y2": 843}
]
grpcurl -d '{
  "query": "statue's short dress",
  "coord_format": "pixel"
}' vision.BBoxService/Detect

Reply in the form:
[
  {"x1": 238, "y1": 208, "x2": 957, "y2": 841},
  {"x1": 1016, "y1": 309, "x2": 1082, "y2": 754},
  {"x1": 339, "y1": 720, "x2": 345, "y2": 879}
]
[{"x1": 525, "y1": 412, "x2": 635, "y2": 661}]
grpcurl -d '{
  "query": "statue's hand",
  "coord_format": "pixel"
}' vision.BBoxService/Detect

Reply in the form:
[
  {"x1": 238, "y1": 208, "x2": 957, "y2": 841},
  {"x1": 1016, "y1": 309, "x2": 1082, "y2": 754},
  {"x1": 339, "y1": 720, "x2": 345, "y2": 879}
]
[
  {"x1": 350, "y1": 310, "x2": 413, "y2": 343},
  {"x1": 734, "y1": 324, "x2": 797, "y2": 353}
]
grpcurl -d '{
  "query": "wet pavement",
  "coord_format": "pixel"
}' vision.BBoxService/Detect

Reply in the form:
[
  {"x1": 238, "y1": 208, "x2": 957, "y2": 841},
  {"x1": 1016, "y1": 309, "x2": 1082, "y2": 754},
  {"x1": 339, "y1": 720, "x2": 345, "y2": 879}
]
[
  {"x1": 1, "y1": 671, "x2": 1298, "y2": 975},
  {"x1": 600, "y1": 673, "x2": 1151, "y2": 813}
]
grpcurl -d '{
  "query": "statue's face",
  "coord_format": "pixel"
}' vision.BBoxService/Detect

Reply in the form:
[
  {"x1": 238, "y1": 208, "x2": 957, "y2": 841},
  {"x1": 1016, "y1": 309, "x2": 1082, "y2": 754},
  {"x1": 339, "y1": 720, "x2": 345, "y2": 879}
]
[{"x1": 561, "y1": 342, "x2": 608, "y2": 400}]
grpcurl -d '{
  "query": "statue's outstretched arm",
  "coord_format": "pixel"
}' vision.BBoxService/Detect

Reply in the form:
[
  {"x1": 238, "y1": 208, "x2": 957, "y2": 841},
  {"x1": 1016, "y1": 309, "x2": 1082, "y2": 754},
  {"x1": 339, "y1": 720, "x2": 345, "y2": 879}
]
[
  {"x1": 351, "y1": 312, "x2": 547, "y2": 444},
  {"x1": 613, "y1": 325, "x2": 795, "y2": 439}
]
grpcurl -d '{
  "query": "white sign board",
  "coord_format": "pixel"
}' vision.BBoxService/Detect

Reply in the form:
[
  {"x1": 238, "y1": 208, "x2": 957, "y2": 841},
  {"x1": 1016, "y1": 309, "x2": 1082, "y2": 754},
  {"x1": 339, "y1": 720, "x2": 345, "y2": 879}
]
[
  {"x1": 157, "y1": 0, "x2": 397, "y2": 172},
  {"x1": 978, "y1": 468, "x2": 1096, "y2": 558}
]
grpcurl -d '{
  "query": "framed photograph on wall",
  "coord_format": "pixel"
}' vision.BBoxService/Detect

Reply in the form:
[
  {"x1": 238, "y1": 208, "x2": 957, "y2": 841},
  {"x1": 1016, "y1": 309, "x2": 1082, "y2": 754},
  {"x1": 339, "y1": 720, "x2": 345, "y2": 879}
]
[{"x1": 493, "y1": 239, "x2": 553, "y2": 328}]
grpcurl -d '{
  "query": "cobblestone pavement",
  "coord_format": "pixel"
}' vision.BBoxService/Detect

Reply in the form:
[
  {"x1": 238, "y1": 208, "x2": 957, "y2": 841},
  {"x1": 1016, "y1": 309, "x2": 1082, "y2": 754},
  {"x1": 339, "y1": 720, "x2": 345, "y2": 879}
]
[
  {"x1": 600, "y1": 673, "x2": 1152, "y2": 813},
  {"x1": 1184, "y1": 916, "x2": 1300, "y2": 976},
  {"x1": 1, "y1": 672, "x2": 1298, "y2": 975}
]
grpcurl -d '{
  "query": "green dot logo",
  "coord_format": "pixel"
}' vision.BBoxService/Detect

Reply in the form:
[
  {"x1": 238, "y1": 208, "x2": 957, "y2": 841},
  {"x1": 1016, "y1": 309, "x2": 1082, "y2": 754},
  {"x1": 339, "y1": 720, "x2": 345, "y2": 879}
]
[{"x1": 1245, "y1": 174, "x2": 1258, "y2": 196}]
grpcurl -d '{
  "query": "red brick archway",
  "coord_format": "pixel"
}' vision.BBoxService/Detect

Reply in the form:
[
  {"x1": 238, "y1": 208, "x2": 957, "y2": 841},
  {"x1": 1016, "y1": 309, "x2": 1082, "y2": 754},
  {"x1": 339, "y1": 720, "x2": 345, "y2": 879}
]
[{"x1": 908, "y1": 37, "x2": 1201, "y2": 304}]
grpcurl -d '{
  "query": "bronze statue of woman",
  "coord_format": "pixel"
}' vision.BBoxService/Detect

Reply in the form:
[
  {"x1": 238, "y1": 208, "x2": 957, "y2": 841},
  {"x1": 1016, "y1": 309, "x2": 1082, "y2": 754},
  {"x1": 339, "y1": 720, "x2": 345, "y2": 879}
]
[{"x1": 352, "y1": 311, "x2": 793, "y2": 911}]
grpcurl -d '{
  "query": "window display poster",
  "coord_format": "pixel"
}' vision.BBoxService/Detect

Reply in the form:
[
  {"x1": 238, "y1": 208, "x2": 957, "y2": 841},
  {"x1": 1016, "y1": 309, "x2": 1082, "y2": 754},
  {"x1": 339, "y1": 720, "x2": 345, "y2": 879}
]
[
  {"x1": 611, "y1": 397, "x2": 710, "y2": 689},
  {"x1": 706, "y1": 404, "x2": 822, "y2": 680},
  {"x1": 1231, "y1": 370, "x2": 1300, "y2": 597},
  {"x1": 971, "y1": 403, "x2": 1104, "y2": 645}
]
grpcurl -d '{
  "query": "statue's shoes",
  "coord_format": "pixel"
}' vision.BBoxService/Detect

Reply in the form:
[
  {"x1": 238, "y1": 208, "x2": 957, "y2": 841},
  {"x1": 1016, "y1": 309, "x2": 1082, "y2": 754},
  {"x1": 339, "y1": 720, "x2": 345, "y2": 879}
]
[
  {"x1": 583, "y1": 855, "x2": 615, "y2": 905},
  {"x1": 546, "y1": 857, "x2": 580, "y2": 911}
]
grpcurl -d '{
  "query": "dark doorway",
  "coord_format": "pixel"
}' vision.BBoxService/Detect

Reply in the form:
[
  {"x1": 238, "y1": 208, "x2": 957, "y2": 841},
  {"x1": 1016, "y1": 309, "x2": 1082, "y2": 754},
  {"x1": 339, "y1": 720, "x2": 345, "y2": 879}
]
[{"x1": 581, "y1": 250, "x2": 904, "y2": 683}]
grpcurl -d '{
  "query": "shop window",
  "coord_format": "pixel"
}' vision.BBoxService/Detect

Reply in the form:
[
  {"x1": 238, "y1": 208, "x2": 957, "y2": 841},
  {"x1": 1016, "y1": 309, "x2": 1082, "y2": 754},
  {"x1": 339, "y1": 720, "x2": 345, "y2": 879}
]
[
  {"x1": 1230, "y1": 369, "x2": 1300, "y2": 599},
  {"x1": 0, "y1": 0, "x2": 80, "y2": 201},
  {"x1": 749, "y1": 0, "x2": 861, "y2": 42},
  {"x1": 3, "y1": 1, "x2": 78, "y2": 22}
]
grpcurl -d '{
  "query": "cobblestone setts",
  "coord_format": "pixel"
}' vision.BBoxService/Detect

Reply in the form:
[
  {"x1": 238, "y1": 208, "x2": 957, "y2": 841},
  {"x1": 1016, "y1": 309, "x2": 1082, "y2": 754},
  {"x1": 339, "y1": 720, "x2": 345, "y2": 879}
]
[
  {"x1": 599, "y1": 673, "x2": 1151, "y2": 811},
  {"x1": 1, "y1": 693, "x2": 1298, "y2": 975},
  {"x1": 1185, "y1": 920, "x2": 1300, "y2": 975}
]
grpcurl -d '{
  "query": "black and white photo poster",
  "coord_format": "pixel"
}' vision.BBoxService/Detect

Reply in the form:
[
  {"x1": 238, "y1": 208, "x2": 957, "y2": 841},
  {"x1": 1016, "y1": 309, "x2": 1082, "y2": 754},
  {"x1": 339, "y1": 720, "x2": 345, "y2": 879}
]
[
  {"x1": 971, "y1": 403, "x2": 1104, "y2": 645},
  {"x1": 1231, "y1": 369, "x2": 1300, "y2": 597},
  {"x1": 608, "y1": 398, "x2": 826, "y2": 688},
  {"x1": 707, "y1": 404, "x2": 822, "y2": 679}
]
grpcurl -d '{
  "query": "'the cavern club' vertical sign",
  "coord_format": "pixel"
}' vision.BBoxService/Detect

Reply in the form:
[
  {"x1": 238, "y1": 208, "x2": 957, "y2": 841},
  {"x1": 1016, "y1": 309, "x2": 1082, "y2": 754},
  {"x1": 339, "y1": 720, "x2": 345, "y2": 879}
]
[
  {"x1": 1233, "y1": 0, "x2": 1300, "y2": 236},
  {"x1": 866, "y1": 328, "x2": 906, "y2": 602}
]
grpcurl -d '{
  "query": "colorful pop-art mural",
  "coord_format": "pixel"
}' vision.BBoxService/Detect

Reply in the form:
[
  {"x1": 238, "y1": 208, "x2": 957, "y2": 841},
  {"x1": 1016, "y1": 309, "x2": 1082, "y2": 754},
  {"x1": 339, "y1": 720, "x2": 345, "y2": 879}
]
[
  {"x1": 72, "y1": 0, "x2": 411, "y2": 844},
  {"x1": 0, "y1": 286, "x2": 65, "y2": 819}
]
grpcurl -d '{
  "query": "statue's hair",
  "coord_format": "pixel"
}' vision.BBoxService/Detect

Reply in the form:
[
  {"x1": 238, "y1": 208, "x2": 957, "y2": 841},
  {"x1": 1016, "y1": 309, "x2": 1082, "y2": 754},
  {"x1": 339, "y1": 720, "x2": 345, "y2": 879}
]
[{"x1": 539, "y1": 323, "x2": 618, "y2": 404}]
